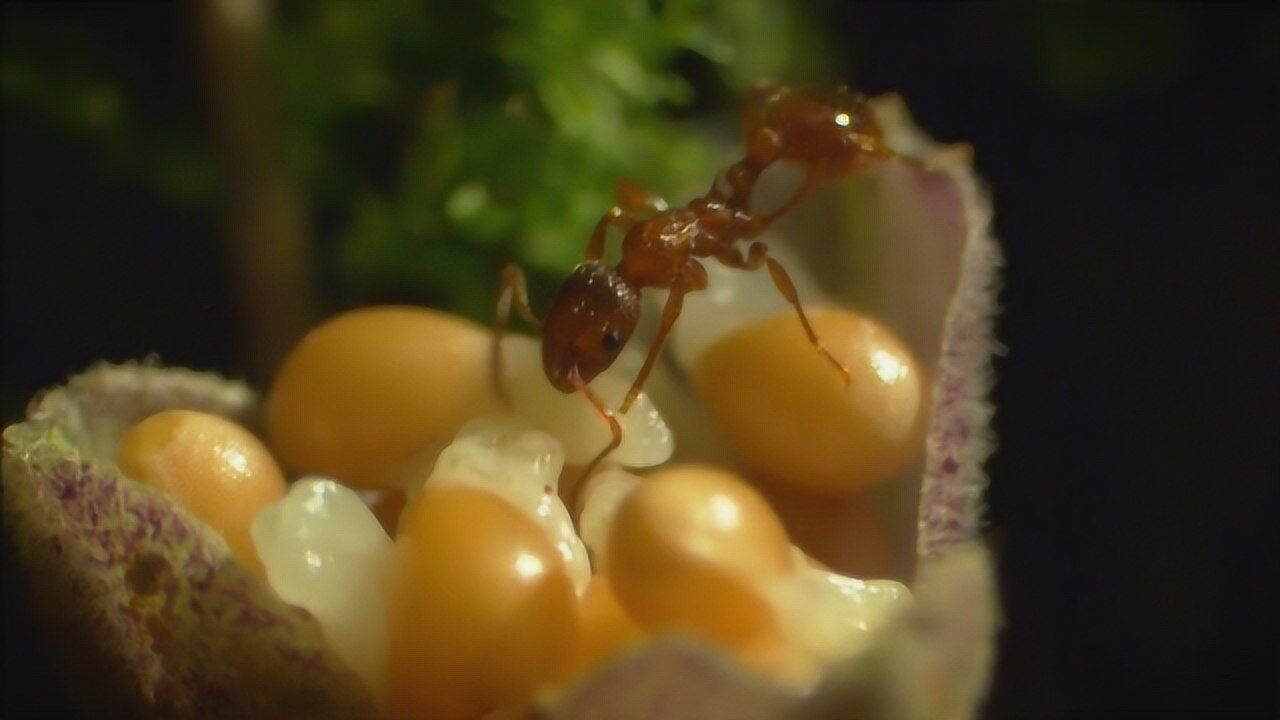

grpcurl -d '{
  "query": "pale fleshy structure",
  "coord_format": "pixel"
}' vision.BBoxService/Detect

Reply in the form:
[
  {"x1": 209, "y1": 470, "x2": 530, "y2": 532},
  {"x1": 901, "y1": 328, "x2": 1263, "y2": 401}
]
[
  {"x1": 252, "y1": 478, "x2": 393, "y2": 700},
  {"x1": 1, "y1": 91, "x2": 1001, "y2": 720},
  {"x1": 415, "y1": 417, "x2": 592, "y2": 595},
  {"x1": 769, "y1": 567, "x2": 911, "y2": 669},
  {"x1": 501, "y1": 336, "x2": 674, "y2": 469},
  {"x1": 576, "y1": 467, "x2": 643, "y2": 559}
]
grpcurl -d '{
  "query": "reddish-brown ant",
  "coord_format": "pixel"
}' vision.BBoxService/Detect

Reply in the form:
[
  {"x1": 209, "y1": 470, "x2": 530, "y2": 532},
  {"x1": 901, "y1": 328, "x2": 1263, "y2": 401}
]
[{"x1": 493, "y1": 84, "x2": 894, "y2": 476}]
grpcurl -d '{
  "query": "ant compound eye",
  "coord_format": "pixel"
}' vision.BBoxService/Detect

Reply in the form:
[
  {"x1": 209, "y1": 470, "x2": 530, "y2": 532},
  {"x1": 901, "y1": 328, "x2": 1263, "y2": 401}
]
[{"x1": 601, "y1": 329, "x2": 623, "y2": 353}]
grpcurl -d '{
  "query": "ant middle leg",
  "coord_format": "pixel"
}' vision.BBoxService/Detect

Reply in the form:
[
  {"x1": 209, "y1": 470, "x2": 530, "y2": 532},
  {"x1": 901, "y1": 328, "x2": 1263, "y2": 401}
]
[
  {"x1": 617, "y1": 261, "x2": 708, "y2": 415},
  {"x1": 618, "y1": 287, "x2": 684, "y2": 415},
  {"x1": 716, "y1": 242, "x2": 851, "y2": 384},
  {"x1": 492, "y1": 263, "x2": 541, "y2": 407}
]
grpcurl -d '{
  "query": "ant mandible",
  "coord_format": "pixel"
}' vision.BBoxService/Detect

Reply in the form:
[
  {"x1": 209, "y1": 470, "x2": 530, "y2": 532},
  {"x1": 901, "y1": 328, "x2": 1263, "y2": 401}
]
[{"x1": 493, "y1": 84, "x2": 894, "y2": 477}]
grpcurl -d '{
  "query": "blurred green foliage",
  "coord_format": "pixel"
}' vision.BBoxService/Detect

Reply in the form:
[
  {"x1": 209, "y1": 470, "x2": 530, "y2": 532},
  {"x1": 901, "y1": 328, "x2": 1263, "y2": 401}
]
[
  {"x1": 5, "y1": 2, "x2": 1249, "y2": 328},
  {"x1": 269, "y1": 0, "x2": 830, "y2": 318},
  {"x1": 2, "y1": 0, "x2": 829, "y2": 322}
]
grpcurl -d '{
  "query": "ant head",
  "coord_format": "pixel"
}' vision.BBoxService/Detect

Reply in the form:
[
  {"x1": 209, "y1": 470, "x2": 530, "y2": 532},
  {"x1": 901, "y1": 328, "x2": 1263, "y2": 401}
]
[
  {"x1": 541, "y1": 261, "x2": 641, "y2": 392},
  {"x1": 742, "y1": 84, "x2": 890, "y2": 177}
]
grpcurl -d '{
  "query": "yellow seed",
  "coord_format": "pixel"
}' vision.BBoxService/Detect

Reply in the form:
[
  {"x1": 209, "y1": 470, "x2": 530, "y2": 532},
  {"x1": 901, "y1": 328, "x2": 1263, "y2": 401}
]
[
  {"x1": 116, "y1": 410, "x2": 286, "y2": 571},
  {"x1": 692, "y1": 308, "x2": 926, "y2": 493},
  {"x1": 570, "y1": 575, "x2": 647, "y2": 675},
  {"x1": 359, "y1": 487, "x2": 407, "y2": 537},
  {"x1": 758, "y1": 482, "x2": 899, "y2": 580},
  {"x1": 603, "y1": 464, "x2": 794, "y2": 645},
  {"x1": 733, "y1": 631, "x2": 822, "y2": 691},
  {"x1": 265, "y1": 306, "x2": 495, "y2": 490},
  {"x1": 385, "y1": 485, "x2": 580, "y2": 720}
]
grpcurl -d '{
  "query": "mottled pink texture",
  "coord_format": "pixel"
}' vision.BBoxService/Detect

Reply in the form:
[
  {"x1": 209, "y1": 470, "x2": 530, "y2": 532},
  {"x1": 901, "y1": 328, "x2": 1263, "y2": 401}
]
[
  {"x1": 913, "y1": 160, "x2": 999, "y2": 558},
  {"x1": 921, "y1": 176, "x2": 998, "y2": 558},
  {"x1": 2, "y1": 363, "x2": 377, "y2": 719},
  {"x1": 859, "y1": 96, "x2": 1001, "y2": 560}
]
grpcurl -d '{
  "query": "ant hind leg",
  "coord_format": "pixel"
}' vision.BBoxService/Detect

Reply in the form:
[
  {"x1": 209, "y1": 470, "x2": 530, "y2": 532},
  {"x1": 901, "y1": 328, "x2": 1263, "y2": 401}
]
[{"x1": 717, "y1": 242, "x2": 851, "y2": 385}]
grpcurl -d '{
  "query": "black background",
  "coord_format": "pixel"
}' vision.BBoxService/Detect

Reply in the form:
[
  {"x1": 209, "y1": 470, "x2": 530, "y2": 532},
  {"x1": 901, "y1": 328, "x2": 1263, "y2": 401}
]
[{"x1": 4, "y1": 2, "x2": 1278, "y2": 717}]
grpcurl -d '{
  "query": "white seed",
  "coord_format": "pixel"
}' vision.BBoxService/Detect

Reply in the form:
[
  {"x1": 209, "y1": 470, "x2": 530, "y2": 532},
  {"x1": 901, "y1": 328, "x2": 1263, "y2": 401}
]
[
  {"x1": 420, "y1": 416, "x2": 591, "y2": 595},
  {"x1": 500, "y1": 336, "x2": 674, "y2": 469},
  {"x1": 576, "y1": 467, "x2": 643, "y2": 561},
  {"x1": 768, "y1": 554, "x2": 912, "y2": 666},
  {"x1": 251, "y1": 478, "x2": 392, "y2": 698}
]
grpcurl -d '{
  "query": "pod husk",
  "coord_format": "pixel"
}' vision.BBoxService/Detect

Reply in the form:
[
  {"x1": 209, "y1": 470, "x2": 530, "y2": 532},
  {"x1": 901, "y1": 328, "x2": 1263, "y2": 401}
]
[
  {"x1": 2, "y1": 363, "x2": 378, "y2": 719},
  {"x1": 2, "y1": 95, "x2": 999, "y2": 720}
]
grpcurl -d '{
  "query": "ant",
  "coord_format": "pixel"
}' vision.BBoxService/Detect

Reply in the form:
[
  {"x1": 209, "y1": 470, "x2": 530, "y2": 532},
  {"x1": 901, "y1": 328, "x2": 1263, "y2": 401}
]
[{"x1": 493, "y1": 84, "x2": 894, "y2": 477}]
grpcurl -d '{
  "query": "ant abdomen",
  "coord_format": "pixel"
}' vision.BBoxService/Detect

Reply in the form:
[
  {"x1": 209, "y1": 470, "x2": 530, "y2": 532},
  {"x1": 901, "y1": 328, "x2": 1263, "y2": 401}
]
[{"x1": 743, "y1": 85, "x2": 887, "y2": 179}]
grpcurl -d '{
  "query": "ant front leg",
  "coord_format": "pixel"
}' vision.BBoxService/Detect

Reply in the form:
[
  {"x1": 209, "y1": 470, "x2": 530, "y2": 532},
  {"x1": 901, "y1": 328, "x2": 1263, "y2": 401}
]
[
  {"x1": 584, "y1": 179, "x2": 669, "y2": 261},
  {"x1": 717, "y1": 242, "x2": 851, "y2": 385},
  {"x1": 492, "y1": 263, "x2": 541, "y2": 407},
  {"x1": 575, "y1": 374, "x2": 623, "y2": 494},
  {"x1": 619, "y1": 261, "x2": 708, "y2": 414}
]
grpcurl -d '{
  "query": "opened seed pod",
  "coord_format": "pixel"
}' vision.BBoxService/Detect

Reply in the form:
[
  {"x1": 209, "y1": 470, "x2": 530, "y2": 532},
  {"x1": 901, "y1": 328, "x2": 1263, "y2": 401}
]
[{"x1": 2, "y1": 94, "x2": 999, "y2": 720}]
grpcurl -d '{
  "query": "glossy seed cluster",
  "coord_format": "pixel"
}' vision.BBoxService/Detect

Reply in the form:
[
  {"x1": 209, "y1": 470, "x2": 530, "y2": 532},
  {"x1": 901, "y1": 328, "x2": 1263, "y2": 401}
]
[{"x1": 112, "y1": 268, "x2": 925, "y2": 716}]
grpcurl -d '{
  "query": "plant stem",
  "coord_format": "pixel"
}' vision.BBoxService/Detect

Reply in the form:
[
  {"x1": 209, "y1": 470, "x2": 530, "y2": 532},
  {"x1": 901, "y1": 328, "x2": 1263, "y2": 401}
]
[{"x1": 194, "y1": 0, "x2": 317, "y2": 384}]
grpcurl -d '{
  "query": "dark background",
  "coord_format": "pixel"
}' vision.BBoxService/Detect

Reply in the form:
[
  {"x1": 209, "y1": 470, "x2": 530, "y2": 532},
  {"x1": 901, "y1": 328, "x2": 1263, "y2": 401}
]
[{"x1": 4, "y1": 2, "x2": 1277, "y2": 717}]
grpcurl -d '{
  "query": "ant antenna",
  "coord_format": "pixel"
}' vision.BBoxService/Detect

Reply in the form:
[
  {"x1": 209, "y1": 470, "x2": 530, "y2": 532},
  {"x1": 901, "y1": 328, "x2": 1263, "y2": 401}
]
[{"x1": 574, "y1": 372, "x2": 622, "y2": 499}]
